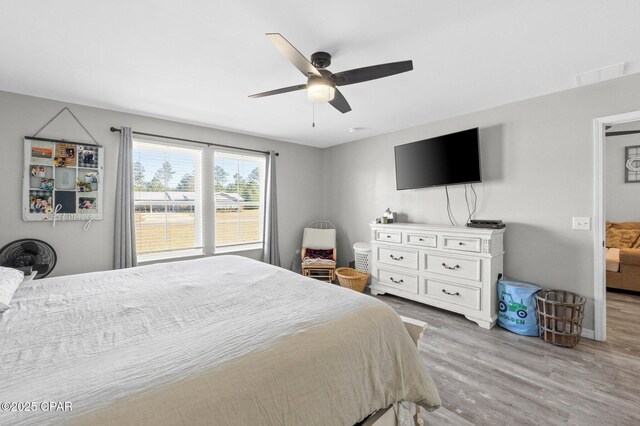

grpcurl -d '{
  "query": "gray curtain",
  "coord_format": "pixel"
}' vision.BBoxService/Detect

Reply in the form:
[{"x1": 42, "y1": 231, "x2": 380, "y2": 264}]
[
  {"x1": 262, "y1": 151, "x2": 280, "y2": 266},
  {"x1": 114, "y1": 127, "x2": 137, "y2": 269}
]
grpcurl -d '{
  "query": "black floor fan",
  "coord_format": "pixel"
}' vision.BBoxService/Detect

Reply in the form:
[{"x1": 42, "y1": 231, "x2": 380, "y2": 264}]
[{"x1": 0, "y1": 239, "x2": 57, "y2": 278}]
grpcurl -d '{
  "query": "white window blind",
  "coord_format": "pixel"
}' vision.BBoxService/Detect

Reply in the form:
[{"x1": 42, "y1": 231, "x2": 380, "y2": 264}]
[
  {"x1": 133, "y1": 141, "x2": 202, "y2": 259},
  {"x1": 214, "y1": 151, "x2": 266, "y2": 248}
]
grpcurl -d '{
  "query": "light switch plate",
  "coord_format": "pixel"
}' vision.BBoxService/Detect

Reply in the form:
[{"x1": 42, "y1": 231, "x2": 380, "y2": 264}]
[{"x1": 572, "y1": 217, "x2": 591, "y2": 230}]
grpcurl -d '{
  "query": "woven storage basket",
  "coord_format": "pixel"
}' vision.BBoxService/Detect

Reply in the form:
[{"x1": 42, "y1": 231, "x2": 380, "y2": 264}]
[
  {"x1": 336, "y1": 267, "x2": 370, "y2": 293},
  {"x1": 535, "y1": 289, "x2": 586, "y2": 348}
]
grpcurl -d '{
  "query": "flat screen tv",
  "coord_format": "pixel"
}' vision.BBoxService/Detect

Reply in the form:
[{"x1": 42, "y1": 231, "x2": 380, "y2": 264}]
[{"x1": 394, "y1": 128, "x2": 481, "y2": 190}]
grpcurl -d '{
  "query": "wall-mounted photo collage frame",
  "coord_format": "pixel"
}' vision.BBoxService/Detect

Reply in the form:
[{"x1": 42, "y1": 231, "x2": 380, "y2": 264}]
[{"x1": 23, "y1": 138, "x2": 104, "y2": 221}]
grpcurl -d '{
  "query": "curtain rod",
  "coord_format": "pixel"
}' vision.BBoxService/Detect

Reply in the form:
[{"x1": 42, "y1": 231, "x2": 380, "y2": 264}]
[
  {"x1": 109, "y1": 127, "x2": 279, "y2": 156},
  {"x1": 24, "y1": 136, "x2": 103, "y2": 148}
]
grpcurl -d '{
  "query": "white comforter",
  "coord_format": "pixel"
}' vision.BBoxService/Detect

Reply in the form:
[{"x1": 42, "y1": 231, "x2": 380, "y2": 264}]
[{"x1": 0, "y1": 255, "x2": 440, "y2": 425}]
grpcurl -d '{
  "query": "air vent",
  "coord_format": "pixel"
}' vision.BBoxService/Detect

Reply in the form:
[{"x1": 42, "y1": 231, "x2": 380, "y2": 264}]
[{"x1": 575, "y1": 62, "x2": 625, "y2": 86}]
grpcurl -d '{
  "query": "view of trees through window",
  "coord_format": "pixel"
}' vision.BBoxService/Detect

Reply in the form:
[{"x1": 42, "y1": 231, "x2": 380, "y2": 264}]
[
  {"x1": 133, "y1": 160, "x2": 196, "y2": 192},
  {"x1": 133, "y1": 142, "x2": 201, "y2": 257},
  {"x1": 132, "y1": 141, "x2": 265, "y2": 259},
  {"x1": 213, "y1": 165, "x2": 260, "y2": 203},
  {"x1": 214, "y1": 152, "x2": 265, "y2": 247}
]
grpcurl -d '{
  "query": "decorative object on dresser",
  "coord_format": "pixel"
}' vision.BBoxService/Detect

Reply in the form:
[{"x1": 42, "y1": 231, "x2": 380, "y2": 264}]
[
  {"x1": 370, "y1": 223, "x2": 505, "y2": 328},
  {"x1": 382, "y1": 208, "x2": 396, "y2": 224}
]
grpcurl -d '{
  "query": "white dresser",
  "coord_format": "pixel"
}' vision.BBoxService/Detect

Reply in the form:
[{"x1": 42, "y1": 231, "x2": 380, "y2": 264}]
[{"x1": 369, "y1": 223, "x2": 505, "y2": 329}]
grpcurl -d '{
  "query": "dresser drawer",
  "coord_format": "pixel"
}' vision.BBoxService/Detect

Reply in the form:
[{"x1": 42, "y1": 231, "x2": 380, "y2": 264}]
[
  {"x1": 377, "y1": 246, "x2": 418, "y2": 269},
  {"x1": 375, "y1": 230, "x2": 402, "y2": 243},
  {"x1": 442, "y1": 235, "x2": 482, "y2": 253},
  {"x1": 425, "y1": 253, "x2": 481, "y2": 281},
  {"x1": 378, "y1": 268, "x2": 418, "y2": 293},
  {"x1": 407, "y1": 233, "x2": 437, "y2": 248},
  {"x1": 425, "y1": 279, "x2": 481, "y2": 310}
]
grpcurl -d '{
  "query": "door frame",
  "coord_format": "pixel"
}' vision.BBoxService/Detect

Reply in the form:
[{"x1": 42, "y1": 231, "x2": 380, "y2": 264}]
[{"x1": 593, "y1": 110, "x2": 640, "y2": 341}]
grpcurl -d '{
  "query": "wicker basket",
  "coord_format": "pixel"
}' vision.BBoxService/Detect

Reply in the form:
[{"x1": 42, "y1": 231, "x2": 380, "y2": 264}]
[
  {"x1": 336, "y1": 267, "x2": 370, "y2": 293},
  {"x1": 535, "y1": 289, "x2": 586, "y2": 348}
]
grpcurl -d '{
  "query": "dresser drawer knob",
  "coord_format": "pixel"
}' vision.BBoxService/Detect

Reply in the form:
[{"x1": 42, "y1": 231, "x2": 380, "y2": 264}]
[
  {"x1": 419, "y1": 238, "x2": 425, "y2": 241},
  {"x1": 389, "y1": 277, "x2": 404, "y2": 284},
  {"x1": 458, "y1": 242, "x2": 465, "y2": 246},
  {"x1": 442, "y1": 289, "x2": 460, "y2": 296},
  {"x1": 389, "y1": 254, "x2": 404, "y2": 261},
  {"x1": 442, "y1": 262, "x2": 460, "y2": 270},
  {"x1": 386, "y1": 235, "x2": 391, "y2": 238}
]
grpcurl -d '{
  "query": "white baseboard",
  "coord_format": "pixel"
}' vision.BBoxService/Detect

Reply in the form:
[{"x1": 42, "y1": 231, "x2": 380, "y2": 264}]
[{"x1": 581, "y1": 328, "x2": 595, "y2": 340}]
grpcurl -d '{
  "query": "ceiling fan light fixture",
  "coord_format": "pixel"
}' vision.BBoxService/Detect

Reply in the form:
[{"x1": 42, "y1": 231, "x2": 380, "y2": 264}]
[{"x1": 307, "y1": 80, "x2": 335, "y2": 103}]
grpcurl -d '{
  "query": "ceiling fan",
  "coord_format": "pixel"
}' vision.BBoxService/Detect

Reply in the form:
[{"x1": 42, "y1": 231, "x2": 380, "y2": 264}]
[{"x1": 249, "y1": 33, "x2": 414, "y2": 114}]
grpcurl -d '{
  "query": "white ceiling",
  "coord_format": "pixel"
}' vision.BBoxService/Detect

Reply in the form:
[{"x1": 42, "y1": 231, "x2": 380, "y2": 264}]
[{"x1": 1, "y1": 1, "x2": 640, "y2": 148}]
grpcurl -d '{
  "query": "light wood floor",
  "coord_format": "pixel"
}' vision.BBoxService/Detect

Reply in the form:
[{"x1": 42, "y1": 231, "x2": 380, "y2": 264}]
[{"x1": 371, "y1": 290, "x2": 640, "y2": 425}]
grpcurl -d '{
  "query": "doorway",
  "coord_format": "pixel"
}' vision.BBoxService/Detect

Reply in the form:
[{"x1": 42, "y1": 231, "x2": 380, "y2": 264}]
[{"x1": 593, "y1": 111, "x2": 640, "y2": 341}]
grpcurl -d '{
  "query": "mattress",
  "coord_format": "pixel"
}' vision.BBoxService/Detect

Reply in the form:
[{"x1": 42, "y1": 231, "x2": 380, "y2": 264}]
[{"x1": 0, "y1": 255, "x2": 440, "y2": 425}]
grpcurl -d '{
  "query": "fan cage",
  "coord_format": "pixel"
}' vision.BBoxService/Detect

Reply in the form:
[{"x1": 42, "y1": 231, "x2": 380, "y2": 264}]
[{"x1": 0, "y1": 239, "x2": 57, "y2": 279}]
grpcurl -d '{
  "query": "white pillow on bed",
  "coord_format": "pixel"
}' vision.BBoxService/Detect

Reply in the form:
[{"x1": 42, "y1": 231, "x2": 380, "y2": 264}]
[{"x1": 0, "y1": 266, "x2": 24, "y2": 312}]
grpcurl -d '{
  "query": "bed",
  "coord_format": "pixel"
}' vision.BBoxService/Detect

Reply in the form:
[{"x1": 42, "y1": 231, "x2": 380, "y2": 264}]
[{"x1": 0, "y1": 255, "x2": 440, "y2": 425}]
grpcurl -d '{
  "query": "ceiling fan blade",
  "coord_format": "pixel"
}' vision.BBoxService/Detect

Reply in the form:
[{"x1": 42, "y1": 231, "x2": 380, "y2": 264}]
[
  {"x1": 266, "y1": 33, "x2": 322, "y2": 78},
  {"x1": 332, "y1": 60, "x2": 413, "y2": 86},
  {"x1": 249, "y1": 84, "x2": 307, "y2": 99},
  {"x1": 606, "y1": 130, "x2": 640, "y2": 137},
  {"x1": 329, "y1": 89, "x2": 352, "y2": 114}
]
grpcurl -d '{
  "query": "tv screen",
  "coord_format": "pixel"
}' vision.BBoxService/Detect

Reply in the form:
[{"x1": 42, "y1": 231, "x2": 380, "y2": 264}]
[{"x1": 394, "y1": 128, "x2": 481, "y2": 190}]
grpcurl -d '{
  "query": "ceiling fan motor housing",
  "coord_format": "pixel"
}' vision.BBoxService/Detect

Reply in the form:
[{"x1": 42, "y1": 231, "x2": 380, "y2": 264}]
[{"x1": 311, "y1": 51, "x2": 332, "y2": 69}]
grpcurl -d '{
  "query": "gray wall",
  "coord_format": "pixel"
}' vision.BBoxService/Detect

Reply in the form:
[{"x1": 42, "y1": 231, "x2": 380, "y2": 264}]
[
  {"x1": 0, "y1": 91, "x2": 324, "y2": 276},
  {"x1": 606, "y1": 128, "x2": 640, "y2": 222},
  {"x1": 322, "y1": 73, "x2": 640, "y2": 331},
  {"x1": 5, "y1": 72, "x2": 640, "y2": 330}
]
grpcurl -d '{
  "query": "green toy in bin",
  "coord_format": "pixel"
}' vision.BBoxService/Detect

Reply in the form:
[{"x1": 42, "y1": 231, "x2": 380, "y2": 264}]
[{"x1": 497, "y1": 277, "x2": 542, "y2": 336}]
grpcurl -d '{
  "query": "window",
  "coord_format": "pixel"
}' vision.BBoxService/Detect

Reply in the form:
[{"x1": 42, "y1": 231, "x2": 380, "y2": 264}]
[
  {"x1": 133, "y1": 141, "x2": 202, "y2": 260},
  {"x1": 131, "y1": 141, "x2": 267, "y2": 261},
  {"x1": 214, "y1": 151, "x2": 266, "y2": 248}
]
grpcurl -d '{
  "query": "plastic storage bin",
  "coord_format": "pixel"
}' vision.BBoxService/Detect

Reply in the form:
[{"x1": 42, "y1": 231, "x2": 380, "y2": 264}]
[
  {"x1": 497, "y1": 278, "x2": 542, "y2": 336},
  {"x1": 353, "y1": 242, "x2": 371, "y2": 273}
]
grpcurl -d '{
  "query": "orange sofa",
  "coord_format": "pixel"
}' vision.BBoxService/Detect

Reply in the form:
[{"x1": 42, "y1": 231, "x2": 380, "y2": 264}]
[{"x1": 606, "y1": 222, "x2": 640, "y2": 292}]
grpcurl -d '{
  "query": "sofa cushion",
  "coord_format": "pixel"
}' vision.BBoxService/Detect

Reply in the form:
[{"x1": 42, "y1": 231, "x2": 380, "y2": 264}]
[
  {"x1": 606, "y1": 248, "x2": 620, "y2": 272},
  {"x1": 608, "y1": 221, "x2": 640, "y2": 230},
  {"x1": 620, "y1": 248, "x2": 640, "y2": 266},
  {"x1": 606, "y1": 228, "x2": 640, "y2": 249}
]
